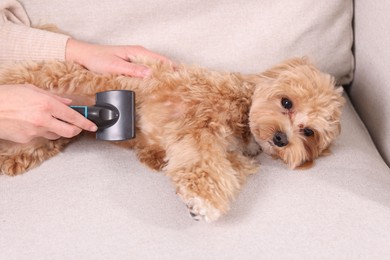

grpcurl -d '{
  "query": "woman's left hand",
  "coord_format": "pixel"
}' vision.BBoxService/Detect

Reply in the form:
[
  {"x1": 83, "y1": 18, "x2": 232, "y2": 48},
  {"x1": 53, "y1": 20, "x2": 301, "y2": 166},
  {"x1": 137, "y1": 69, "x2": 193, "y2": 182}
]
[{"x1": 65, "y1": 38, "x2": 171, "y2": 78}]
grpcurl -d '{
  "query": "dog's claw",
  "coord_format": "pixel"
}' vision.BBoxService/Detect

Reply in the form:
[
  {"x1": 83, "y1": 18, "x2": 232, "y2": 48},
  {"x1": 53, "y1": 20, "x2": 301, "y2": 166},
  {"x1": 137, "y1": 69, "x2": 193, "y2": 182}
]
[
  {"x1": 189, "y1": 212, "x2": 201, "y2": 221},
  {"x1": 184, "y1": 197, "x2": 222, "y2": 222}
]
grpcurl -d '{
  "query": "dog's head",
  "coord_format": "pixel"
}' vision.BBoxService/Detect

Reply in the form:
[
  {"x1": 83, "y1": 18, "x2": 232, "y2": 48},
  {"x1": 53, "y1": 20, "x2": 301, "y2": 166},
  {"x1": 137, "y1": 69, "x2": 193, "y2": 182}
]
[{"x1": 248, "y1": 58, "x2": 345, "y2": 169}]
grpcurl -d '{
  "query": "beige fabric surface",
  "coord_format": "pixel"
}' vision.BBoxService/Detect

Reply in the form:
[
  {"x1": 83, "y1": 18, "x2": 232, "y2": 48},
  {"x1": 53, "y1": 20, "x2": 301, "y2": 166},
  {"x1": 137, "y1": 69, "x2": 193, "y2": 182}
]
[
  {"x1": 1, "y1": 96, "x2": 389, "y2": 259},
  {"x1": 350, "y1": 0, "x2": 390, "y2": 166},
  {"x1": 20, "y1": 0, "x2": 354, "y2": 85},
  {"x1": 2, "y1": 0, "x2": 390, "y2": 259}
]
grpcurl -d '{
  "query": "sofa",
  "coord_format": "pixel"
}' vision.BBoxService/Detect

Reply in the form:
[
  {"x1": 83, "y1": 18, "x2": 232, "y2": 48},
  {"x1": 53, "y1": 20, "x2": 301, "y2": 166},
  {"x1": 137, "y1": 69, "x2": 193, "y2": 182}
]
[{"x1": 1, "y1": 0, "x2": 390, "y2": 259}]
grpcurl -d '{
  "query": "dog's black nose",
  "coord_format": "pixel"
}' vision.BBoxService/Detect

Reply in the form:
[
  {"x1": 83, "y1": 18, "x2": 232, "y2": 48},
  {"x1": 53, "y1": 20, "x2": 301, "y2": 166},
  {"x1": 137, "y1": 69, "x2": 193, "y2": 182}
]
[{"x1": 273, "y1": 131, "x2": 289, "y2": 147}]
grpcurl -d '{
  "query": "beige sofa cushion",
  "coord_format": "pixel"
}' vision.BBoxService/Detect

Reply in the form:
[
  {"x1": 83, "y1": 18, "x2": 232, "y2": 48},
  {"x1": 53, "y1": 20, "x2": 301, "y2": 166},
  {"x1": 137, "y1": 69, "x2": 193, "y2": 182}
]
[
  {"x1": 351, "y1": 0, "x2": 390, "y2": 166},
  {"x1": 1, "y1": 96, "x2": 390, "y2": 259},
  {"x1": 21, "y1": 0, "x2": 354, "y2": 85}
]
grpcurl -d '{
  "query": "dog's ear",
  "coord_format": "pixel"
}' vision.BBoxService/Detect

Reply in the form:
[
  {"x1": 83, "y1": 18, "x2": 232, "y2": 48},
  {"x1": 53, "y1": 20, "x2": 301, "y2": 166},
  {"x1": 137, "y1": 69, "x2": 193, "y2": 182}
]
[
  {"x1": 295, "y1": 147, "x2": 331, "y2": 170},
  {"x1": 295, "y1": 160, "x2": 314, "y2": 170},
  {"x1": 320, "y1": 147, "x2": 332, "y2": 157},
  {"x1": 243, "y1": 57, "x2": 311, "y2": 85},
  {"x1": 260, "y1": 57, "x2": 311, "y2": 79}
]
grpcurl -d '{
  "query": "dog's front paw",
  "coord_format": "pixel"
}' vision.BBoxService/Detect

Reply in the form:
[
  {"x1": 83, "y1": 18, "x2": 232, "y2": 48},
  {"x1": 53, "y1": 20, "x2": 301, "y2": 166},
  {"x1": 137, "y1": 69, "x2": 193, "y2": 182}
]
[
  {"x1": 186, "y1": 196, "x2": 222, "y2": 222},
  {"x1": 169, "y1": 167, "x2": 238, "y2": 222}
]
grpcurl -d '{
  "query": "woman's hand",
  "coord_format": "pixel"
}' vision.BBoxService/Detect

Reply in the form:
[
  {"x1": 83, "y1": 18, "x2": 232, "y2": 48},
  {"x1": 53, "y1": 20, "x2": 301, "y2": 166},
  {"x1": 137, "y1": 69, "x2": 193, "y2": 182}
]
[
  {"x1": 0, "y1": 84, "x2": 97, "y2": 143},
  {"x1": 65, "y1": 38, "x2": 171, "y2": 78}
]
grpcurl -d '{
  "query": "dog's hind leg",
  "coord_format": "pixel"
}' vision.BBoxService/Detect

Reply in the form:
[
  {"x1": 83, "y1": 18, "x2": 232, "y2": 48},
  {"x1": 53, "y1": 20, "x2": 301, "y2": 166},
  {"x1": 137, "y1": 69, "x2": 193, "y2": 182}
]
[{"x1": 0, "y1": 138, "x2": 71, "y2": 176}]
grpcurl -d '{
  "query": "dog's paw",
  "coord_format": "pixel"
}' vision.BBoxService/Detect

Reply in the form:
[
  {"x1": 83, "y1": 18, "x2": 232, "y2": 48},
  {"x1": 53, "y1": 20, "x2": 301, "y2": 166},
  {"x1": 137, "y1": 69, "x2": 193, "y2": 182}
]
[
  {"x1": 0, "y1": 155, "x2": 30, "y2": 176},
  {"x1": 243, "y1": 136, "x2": 262, "y2": 157},
  {"x1": 185, "y1": 196, "x2": 222, "y2": 222}
]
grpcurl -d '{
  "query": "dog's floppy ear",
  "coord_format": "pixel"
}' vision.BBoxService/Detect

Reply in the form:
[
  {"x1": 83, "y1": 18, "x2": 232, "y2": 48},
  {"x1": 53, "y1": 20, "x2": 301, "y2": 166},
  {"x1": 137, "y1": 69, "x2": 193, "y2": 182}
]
[
  {"x1": 296, "y1": 146, "x2": 332, "y2": 170},
  {"x1": 243, "y1": 57, "x2": 311, "y2": 85},
  {"x1": 295, "y1": 160, "x2": 314, "y2": 170},
  {"x1": 261, "y1": 57, "x2": 311, "y2": 79},
  {"x1": 320, "y1": 147, "x2": 332, "y2": 157}
]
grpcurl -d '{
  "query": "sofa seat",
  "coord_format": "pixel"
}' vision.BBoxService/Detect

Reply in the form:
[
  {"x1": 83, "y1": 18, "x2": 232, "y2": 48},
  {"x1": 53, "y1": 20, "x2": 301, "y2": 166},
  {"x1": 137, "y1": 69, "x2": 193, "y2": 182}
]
[{"x1": 1, "y1": 96, "x2": 389, "y2": 259}]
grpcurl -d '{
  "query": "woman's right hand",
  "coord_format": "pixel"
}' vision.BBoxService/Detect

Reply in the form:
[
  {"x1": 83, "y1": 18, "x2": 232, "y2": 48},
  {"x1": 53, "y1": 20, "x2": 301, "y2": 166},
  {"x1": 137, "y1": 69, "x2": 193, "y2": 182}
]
[{"x1": 0, "y1": 84, "x2": 97, "y2": 143}]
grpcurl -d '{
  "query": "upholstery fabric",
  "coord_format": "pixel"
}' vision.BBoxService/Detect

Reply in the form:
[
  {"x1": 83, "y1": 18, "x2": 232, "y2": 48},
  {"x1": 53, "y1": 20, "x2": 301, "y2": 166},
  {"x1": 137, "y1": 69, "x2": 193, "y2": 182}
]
[
  {"x1": 350, "y1": 0, "x2": 390, "y2": 166},
  {"x1": 21, "y1": 0, "x2": 354, "y2": 84},
  {"x1": 2, "y1": 0, "x2": 390, "y2": 259},
  {"x1": 1, "y1": 96, "x2": 389, "y2": 259}
]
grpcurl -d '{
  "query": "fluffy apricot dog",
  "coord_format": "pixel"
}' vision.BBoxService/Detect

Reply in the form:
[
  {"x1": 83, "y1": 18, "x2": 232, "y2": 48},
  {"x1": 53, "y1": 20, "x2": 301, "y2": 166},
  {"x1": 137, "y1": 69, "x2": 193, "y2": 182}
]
[{"x1": 0, "y1": 57, "x2": 345, "y2": 221}]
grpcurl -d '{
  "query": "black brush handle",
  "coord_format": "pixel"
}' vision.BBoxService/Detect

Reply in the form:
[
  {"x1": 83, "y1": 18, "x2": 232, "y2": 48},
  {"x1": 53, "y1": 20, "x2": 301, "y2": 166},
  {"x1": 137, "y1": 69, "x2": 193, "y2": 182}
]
[{"x1": 71, "y1": 105, "x2": 119, "y2": 128}]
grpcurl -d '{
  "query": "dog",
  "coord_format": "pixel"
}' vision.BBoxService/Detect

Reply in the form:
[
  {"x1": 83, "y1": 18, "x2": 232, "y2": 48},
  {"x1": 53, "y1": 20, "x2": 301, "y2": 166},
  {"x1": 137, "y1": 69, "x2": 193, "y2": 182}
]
[{"x1": 0, "y1": 57, "x2": 345, "y2": 221}]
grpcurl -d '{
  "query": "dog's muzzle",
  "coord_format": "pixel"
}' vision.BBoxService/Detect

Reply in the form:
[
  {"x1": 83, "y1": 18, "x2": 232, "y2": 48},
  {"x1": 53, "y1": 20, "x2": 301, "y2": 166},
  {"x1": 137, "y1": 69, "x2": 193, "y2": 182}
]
[{"x1": 273, "y1": 131, "x2": 289, "y2": 147}]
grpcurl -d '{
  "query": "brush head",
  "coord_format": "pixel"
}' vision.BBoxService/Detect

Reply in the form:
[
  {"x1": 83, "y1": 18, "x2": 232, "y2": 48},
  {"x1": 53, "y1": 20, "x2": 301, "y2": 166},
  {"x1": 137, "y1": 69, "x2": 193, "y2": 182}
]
[{"x1": 95, "y1": 90, "x2": 135, "y2": 141}]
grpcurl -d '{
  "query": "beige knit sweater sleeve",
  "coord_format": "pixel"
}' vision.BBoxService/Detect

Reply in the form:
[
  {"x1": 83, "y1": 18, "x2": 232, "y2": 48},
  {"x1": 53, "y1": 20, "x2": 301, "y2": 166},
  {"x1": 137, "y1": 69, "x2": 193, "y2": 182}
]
[{"x1": 0, "y1": 0, "x2": 69, "y2": 63}]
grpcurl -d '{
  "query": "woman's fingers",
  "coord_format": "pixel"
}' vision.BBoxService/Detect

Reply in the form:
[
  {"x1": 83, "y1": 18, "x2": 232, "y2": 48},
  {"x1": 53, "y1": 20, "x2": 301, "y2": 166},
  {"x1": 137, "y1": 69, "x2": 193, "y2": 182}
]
[{"x1": 49, "y1": 101, "x2": 98, "y2": 134}]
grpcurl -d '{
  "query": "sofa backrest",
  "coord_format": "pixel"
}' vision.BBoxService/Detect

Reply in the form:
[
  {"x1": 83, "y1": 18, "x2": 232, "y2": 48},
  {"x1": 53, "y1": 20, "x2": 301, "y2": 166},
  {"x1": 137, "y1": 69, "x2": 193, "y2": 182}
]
[
  {"x1": 351, "y1": 0, "x2": 390, "y2": 166},
  {"x1": 20, "y1": 0, "x2": 353, "y2": 84}
]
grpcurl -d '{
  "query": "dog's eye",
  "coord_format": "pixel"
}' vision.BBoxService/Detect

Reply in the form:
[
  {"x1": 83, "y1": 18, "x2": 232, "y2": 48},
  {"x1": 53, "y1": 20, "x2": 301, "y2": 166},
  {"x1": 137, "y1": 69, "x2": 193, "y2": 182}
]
[
  {"x1": 303, "y1": 128, "x2": 314, "y2": 137},
  {"x1": 281, "y1": 98, "x2": 293, "y2": 110}
]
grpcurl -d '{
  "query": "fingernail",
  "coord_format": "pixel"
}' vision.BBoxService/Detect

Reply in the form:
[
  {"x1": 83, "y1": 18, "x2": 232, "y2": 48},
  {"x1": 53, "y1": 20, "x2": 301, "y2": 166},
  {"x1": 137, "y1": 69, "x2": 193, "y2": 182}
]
[{"x1": 90, "y1": 125, "x2": 98, "y2": 132}]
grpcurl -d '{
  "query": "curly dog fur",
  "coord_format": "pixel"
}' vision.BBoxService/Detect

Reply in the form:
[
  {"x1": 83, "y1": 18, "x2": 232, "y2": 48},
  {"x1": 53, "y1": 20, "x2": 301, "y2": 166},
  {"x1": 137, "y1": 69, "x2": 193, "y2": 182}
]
[{"x1": 0, "y1": 57, "x2": 345, "y2": 221}]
